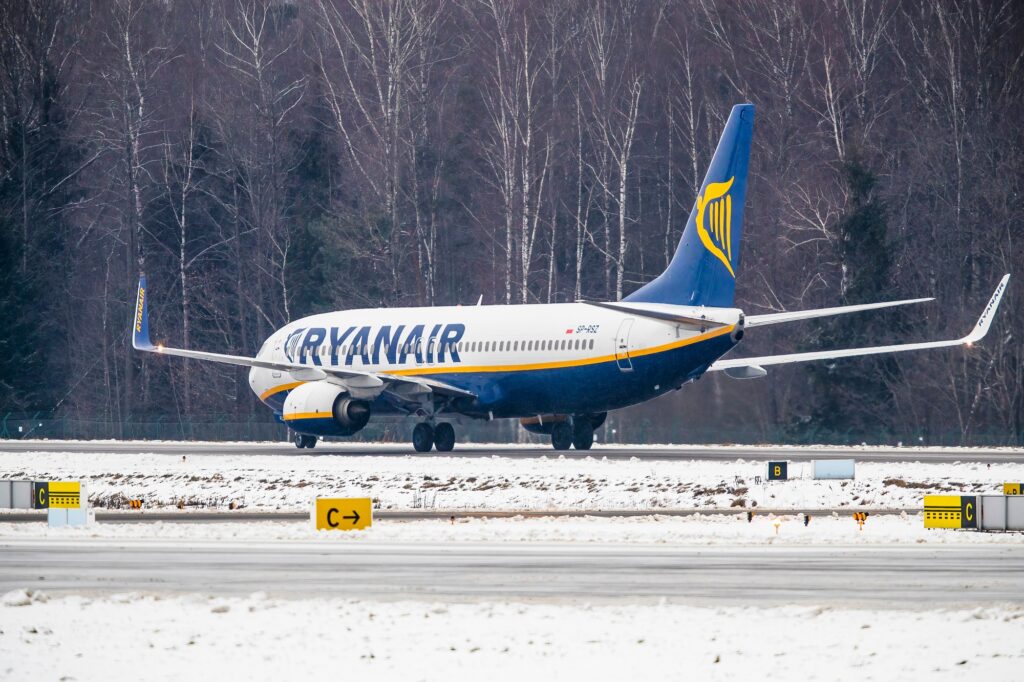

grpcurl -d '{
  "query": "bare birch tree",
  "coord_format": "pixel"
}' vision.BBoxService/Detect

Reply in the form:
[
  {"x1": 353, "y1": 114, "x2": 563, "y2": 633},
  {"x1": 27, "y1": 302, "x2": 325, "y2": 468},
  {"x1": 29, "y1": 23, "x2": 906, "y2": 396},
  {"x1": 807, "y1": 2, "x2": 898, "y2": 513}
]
[{"x1": 213, "y1": 0, "x2": 305, "y2": 324}]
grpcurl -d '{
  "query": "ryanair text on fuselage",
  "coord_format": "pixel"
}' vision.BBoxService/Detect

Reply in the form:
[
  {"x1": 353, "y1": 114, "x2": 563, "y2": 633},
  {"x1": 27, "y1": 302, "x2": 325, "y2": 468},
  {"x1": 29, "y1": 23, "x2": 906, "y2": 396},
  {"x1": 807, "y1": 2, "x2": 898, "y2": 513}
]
[{"x1": 285, "y1": 323, "x2": 467, "y2": 366}]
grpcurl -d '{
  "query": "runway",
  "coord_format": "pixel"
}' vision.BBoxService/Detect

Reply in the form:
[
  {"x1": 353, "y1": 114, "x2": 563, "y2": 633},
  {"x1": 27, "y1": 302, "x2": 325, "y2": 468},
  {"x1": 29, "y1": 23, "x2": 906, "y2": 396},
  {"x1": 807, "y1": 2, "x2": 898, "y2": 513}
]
[
  {"x1": 2, "y1": 539, "x2": 1021, "y2": 606},
  {"x1": 0, "y1": 507, "x2": 913, "y2": 523},
  {"x1": 4, "y1": 439, "x2": 1023, "y2": 462}
]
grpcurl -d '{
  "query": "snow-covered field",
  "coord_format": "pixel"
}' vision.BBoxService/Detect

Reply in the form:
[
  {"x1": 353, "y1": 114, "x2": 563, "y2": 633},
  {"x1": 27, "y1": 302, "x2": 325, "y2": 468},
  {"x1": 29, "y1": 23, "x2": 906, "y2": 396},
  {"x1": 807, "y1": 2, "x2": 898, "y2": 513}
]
[
  {"x1": 1, "y1": 447, "x2": 1021, "y2": 511},
  {"x1": 2, "y1": 513, "x2": 1023, "y2": 545},
  {"x1": 2, "y1": 590, "x2": 1022, "y2": 681},
  {"x1": 3, "y1": 444, "x2": 1023, "y2": 679}
]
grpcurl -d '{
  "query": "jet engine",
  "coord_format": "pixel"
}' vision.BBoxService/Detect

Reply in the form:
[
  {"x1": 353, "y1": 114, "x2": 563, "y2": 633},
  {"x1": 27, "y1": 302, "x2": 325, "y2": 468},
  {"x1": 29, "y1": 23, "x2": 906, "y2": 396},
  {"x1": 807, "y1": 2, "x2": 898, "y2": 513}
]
[{"x1": 283, "y1": 382, "x2": 371, "y2": 436}]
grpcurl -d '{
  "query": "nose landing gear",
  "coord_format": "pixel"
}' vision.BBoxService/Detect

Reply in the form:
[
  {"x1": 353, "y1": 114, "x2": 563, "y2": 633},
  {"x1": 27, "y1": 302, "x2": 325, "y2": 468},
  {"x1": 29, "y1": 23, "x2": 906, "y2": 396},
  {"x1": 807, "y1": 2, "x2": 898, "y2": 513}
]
[{"x1": 293, "y1": 433, "x2": 317, "y2": 449}]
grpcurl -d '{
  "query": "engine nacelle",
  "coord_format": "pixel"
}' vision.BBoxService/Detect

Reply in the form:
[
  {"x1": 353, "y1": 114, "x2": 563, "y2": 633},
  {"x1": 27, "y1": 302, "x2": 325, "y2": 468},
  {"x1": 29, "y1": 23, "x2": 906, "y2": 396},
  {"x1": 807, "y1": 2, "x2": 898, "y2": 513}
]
[{"x1": 283, "y1": 382, "x2": 371, "y2": 436}]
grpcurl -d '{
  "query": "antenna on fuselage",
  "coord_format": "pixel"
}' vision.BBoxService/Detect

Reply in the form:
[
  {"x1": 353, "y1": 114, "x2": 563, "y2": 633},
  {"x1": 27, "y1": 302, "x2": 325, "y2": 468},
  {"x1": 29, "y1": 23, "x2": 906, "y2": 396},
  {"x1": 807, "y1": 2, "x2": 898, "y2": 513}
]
[{"x1": 476, "y1": 295, "x2": 483, "y2": 306}]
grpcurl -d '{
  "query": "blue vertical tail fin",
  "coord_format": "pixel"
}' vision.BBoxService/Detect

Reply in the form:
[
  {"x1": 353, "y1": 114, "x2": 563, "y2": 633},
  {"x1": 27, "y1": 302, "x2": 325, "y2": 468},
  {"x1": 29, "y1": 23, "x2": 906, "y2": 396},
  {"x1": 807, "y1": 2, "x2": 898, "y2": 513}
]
[{"x1": 625, "y1": 103, "x2": 754, "y2": 308}]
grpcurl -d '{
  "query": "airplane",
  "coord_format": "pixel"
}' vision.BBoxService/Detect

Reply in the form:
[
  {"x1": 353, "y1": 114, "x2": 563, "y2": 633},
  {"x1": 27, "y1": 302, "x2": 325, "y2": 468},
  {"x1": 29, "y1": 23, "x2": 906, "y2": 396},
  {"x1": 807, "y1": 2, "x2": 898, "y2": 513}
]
[{"x1": 132, "y1": 103, "x2": 1010, "y2": 451}]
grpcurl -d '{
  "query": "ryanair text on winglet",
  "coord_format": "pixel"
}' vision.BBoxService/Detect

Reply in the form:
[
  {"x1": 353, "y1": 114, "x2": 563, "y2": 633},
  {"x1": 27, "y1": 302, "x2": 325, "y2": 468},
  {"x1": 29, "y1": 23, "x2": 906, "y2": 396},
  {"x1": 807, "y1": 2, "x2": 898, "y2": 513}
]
[{"x1": 135, "y1": 286, "x2": 146, "y2": 333}]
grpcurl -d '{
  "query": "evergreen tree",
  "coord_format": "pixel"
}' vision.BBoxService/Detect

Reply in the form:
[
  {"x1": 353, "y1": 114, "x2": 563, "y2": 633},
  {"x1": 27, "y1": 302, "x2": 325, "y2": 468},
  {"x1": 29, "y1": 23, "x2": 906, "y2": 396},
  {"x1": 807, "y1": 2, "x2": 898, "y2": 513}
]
[{"x1": 798, "y1": 160, "x2": 904, "y2": 442}]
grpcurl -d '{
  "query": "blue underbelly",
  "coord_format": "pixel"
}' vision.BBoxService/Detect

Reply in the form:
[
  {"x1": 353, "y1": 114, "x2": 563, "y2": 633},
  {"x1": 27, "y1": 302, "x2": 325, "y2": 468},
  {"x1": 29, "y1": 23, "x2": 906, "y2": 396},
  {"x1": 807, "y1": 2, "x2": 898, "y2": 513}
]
[{"x1": 262, "y1": 333, "x2": 736, "y2": 423}]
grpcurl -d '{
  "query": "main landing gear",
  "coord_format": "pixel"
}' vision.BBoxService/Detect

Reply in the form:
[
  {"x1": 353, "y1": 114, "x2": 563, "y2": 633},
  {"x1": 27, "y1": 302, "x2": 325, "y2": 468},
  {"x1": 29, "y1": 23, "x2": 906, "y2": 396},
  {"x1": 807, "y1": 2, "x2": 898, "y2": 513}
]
[
  {"x1": 412, "y1": 421, "x2": 456, "y2": 453},
  {"x1": 293, "y1": 433, "x2": 317, "y2": 449},
  {"x1": 551, "y1": 418, "x2": 594, "y2": 451}
]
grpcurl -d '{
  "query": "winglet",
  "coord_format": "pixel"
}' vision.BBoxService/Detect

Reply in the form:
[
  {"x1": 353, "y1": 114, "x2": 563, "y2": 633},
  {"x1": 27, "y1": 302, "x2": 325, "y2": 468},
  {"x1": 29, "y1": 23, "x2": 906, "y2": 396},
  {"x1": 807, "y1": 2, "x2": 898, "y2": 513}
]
[
  {"x1": 964, "y1": 274, "x2": 1010, "y2": 344},
  {"x1": 132, "y1": 275, "x2": 155, "y2": 351}
]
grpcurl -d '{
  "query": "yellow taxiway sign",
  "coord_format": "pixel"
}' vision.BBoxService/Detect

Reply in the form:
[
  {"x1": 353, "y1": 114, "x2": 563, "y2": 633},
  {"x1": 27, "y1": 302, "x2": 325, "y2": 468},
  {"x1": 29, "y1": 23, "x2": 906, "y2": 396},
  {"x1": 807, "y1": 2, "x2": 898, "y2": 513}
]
[{"x1": 314, "y1": 497, "x2": 372, "y2": 531}]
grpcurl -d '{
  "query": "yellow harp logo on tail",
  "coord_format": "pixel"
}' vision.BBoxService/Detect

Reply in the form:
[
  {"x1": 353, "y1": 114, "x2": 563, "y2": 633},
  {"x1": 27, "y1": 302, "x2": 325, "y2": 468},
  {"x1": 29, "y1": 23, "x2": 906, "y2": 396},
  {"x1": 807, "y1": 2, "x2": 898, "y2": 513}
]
[{"x1": 696, "y1": 176, "x2": 736, "y2": 277}]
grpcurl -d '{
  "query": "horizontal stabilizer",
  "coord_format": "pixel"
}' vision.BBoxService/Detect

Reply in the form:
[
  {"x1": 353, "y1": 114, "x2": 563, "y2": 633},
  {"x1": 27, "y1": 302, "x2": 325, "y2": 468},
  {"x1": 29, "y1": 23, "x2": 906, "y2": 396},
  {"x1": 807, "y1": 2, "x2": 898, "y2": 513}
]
[
  {"x1": 710, "y1": 274, "x2": 1009, "y2": 375},
  {"x1": 583, "y1": 300, "x2": 738, "y2": 327},
  {"x1": 745, "y1": 297, "x2": 933, "y2": 327}
]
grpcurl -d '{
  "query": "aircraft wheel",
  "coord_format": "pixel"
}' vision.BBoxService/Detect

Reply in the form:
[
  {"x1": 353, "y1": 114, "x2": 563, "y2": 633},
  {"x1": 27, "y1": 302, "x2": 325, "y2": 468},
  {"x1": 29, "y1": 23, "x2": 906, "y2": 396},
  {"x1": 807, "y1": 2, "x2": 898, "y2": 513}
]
[
  {"x1": 293, "y1": 432, "x2": 307, "y2": 449},
  {"x1": 572, "y1": 420, "x2": 594, "y2": 450},
  {"x1": 551, "y1": 422, "x2": 572, "y2": 450},
  {"x1": 412, "y1": 422, "x2": 435, "y2": 453},
  {"x1": 433, "y1": 422, "x2": 456, "y2": 452},
  {"x1": 303, "y1": 435, "x2": 317, "y2": 449}
]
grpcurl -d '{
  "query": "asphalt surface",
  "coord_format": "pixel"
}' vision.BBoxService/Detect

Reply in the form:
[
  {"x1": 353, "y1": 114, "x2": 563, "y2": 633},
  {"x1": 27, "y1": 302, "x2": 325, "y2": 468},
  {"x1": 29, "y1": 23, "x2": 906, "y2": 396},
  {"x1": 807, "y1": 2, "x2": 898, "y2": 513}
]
[
  {"x1": 3, "y1": 440, "x2": 1023, "y2": 462},
  {"x1": 1, "y1": 540, "x2": 1020, "y2": 606},
  {"x1": 1, "y1": 508, "x2": 912, "y2": 523}
]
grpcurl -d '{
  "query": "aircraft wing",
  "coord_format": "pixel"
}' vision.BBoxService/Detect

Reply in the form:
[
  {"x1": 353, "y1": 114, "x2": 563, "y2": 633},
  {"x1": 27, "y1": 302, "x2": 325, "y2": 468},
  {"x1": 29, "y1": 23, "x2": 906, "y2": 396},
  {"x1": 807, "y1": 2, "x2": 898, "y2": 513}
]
[
  {"x1": 744, "y1": 296, "x2": 933, "y2": 327},
  {"x1": 709, "y1": 274, "x2": 1009, "y2": 378},
  {"x1": 131, "y1": 276, "x2": 475, "y2": 400}
]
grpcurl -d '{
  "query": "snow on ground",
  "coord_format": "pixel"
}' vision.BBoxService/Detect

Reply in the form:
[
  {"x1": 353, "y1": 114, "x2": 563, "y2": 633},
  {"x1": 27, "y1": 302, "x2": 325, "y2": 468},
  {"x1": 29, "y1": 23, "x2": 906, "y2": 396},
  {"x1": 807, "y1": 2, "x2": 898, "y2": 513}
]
[
  {"x1": 1, "y1": 447, "x2": 1022, "y2": 511},
  {"x1": 1, "y1": 590, "x2": 1021, "y2": 681},
  {"x1": 1, "y1": 514, "x2": 1022, "y2": 545}
]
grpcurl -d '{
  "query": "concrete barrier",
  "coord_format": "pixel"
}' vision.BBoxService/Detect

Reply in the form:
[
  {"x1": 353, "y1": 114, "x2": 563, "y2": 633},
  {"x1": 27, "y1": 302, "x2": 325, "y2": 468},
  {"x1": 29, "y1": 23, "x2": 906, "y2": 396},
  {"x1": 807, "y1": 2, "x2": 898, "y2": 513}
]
[
  {"x1": 812, "y1": 459, "x2": 856, "y2": 480},
  {"x1": 12, "y1": 481, "x2": 32, "y2": 509},
  {"x1": 979, "y1": 495, "x2": 1024, "y2": 531}
]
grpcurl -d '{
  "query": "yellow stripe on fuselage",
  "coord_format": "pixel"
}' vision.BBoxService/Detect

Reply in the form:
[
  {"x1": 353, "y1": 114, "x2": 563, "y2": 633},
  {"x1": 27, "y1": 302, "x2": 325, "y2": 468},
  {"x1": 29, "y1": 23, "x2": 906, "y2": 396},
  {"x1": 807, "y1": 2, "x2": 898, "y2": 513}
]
[
  {"x1": 390, "y1": 323, "x2": 734, "y2": 375},
  {"x1": 260, "y1": 381, "x2": 305, "y2": 401},
  {"x1": 282, "y1": 411, "x2": 333, "y2": 421},
  {"x1": 260, "y1": 325, "x2": 735, "y2": 401}
]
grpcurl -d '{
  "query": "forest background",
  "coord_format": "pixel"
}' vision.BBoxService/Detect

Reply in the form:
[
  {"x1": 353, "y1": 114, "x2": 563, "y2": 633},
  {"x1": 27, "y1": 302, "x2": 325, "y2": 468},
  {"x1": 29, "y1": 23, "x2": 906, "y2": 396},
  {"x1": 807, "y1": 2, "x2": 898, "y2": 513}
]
[{"x1": 0, "y1": 0, "x2": 1020, "y2": 445}]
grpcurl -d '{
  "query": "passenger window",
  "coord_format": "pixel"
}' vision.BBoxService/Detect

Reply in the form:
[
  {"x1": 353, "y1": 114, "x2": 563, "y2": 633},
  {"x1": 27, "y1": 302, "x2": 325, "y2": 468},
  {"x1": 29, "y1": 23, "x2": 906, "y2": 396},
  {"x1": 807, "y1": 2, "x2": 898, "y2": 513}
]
[
  {"x1": 513, "y1": 340, "x2": 518, "y2": 351},
  {"x1": 589, "y1": 339, "x2": 594, "y2": 350}
]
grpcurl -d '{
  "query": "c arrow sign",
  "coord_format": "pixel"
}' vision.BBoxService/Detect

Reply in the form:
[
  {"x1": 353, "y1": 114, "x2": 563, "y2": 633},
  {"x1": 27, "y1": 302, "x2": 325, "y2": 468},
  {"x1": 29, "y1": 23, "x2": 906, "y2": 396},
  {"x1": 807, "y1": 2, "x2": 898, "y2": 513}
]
[{"x1": 315, "y1": 497, "x2": 372, "y2": 531}]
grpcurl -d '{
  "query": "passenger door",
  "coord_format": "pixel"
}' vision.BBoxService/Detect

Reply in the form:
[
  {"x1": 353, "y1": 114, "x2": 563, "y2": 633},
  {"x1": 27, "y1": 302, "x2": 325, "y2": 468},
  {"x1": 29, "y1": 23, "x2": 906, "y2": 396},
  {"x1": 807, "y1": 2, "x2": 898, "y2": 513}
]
[{"x1": 615, "y1": 318, "x2": 634, "y2": 371}]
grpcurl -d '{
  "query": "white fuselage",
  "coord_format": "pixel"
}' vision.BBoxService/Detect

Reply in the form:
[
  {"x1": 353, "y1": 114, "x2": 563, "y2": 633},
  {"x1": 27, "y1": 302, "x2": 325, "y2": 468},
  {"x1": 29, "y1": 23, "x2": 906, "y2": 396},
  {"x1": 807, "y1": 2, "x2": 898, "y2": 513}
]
[{"x1": 248, "y1": 302, "x2": 741, "y2": 421}]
